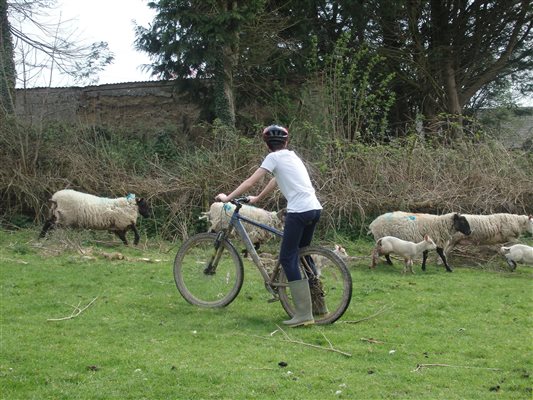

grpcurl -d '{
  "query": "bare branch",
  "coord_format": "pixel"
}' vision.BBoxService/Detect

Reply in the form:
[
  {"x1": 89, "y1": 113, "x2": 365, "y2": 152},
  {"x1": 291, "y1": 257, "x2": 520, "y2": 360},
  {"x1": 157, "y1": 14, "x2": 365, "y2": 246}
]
[
  {"x1": 47, "y1": 296, "x2": 98, "y2": 322},
  {"x1": 339, "y1": 304, "x2": 391, "y2": 325},
  {"x1": 274, "y1": 325, "x2": 352, "y2": 357},
  {"x1": 412, "y1": 363, "x2": 502, "y2": 372}
]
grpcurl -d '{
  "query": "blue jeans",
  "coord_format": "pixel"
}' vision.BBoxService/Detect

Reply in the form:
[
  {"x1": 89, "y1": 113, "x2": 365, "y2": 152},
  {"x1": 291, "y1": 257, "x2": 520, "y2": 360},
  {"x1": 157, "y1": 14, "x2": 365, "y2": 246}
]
[{"x1": 279, "y1": 209, "x2": 321, "y2": 281}]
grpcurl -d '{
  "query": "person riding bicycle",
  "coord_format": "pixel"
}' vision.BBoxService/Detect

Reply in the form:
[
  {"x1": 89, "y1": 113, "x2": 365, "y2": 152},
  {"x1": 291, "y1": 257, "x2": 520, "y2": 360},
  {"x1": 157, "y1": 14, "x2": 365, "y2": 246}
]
[{"x1": 216, "y1": 124, "x2": 322, "y2": 327}]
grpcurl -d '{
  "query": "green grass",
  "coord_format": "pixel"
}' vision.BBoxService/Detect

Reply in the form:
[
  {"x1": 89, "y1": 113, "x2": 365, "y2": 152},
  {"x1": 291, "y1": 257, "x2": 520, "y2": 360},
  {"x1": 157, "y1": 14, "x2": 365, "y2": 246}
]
[{"x1": 1, "y1": 228, "x2": 532, "y2": 399}]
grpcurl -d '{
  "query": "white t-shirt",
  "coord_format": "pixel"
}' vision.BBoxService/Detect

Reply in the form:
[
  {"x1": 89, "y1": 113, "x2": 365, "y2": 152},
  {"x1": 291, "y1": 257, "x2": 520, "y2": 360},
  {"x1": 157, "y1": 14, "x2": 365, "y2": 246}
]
[{"x1": 260, "y1": 149, "x2": 322, "y2": 213}]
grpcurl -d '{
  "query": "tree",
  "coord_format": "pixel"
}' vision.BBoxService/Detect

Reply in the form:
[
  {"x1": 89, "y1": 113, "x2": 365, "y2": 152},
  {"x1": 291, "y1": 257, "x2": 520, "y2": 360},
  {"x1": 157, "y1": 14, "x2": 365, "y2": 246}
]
[
  {"x1": 4, "y1": 0, "x2": 113, "y2": 92},
  {"x1": 135, "y1": 0, "x2": 266, "y2": 128},
  {"x1": 372, "y1": 0, "x2": 533, "y2": 135}
]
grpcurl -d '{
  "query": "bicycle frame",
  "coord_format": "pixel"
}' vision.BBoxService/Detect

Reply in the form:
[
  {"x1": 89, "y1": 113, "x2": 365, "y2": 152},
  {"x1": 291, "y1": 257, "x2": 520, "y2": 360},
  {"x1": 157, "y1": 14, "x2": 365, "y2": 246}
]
[{"x1": 220, "y1": 200, "x2": 285, "y2": 288}]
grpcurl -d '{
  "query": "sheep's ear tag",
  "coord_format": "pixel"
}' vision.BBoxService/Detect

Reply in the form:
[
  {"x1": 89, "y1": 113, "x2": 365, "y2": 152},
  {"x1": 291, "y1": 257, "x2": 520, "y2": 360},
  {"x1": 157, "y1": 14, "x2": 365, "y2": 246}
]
[{"x1": 126, "y1": 193, "x2": 136, "y2": 200}]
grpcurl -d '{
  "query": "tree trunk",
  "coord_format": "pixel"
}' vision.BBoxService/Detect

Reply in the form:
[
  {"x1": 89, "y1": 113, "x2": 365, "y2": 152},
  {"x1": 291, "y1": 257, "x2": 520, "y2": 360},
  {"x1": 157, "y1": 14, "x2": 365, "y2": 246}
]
[
  {"x1": 213, "y1": 0, "x2": 239, "y2": 129},
  {"x1": 443, "y1": 60, "x2": 463, "y2": 139},
  {"x1": 214, "y1": 43, "x2": 236, "y2": 128},
  {"x1": 0, "y1": 0, "x2": 16, "y2": 115}
]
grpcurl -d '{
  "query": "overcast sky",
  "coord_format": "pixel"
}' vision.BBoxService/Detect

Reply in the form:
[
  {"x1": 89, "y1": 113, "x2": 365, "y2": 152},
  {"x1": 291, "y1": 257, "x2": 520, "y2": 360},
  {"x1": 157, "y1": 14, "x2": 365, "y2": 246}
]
[{"x1": 15, "y1": 0, "x2": 156, "y2": 87}]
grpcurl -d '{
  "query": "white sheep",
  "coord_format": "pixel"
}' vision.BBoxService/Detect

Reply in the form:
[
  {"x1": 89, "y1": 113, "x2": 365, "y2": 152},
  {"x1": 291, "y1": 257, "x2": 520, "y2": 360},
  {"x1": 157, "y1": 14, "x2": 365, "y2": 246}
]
[
  {"x1": 368, "y1": 211, "x2": 471, "y2": 272},
  {"x1": 444, "y1": 214, "x2": 533, "y2": 256},
  {"x1": 312, "y1": 244, "x2": 352, "y2": 275},
  {"x1": 499, "y1": 244, "x2": 533, "y2": 270},
  {"x1": 371, "y1": 235, "x2": 437, "y2": 273},
  {"x1": 200, "y1": 202, "x2": 285, "y2": 250},
  {"x1": 39, "y1": 189, "x2": 151, "y2": 245}
]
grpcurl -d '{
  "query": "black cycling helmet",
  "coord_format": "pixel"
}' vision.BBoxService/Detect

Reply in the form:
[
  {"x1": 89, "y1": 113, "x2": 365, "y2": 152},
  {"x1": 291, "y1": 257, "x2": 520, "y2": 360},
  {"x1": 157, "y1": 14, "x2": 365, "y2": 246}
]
[{"x1": 262, "y1": 125, "x2": 289, "y2": 148}]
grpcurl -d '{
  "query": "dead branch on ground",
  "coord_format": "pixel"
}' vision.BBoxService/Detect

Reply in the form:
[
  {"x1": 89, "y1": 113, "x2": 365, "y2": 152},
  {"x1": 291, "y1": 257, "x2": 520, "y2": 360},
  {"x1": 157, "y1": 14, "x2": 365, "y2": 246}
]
[
  {"x1": 47, "y1": 296, "x2": 98, "y2": 322},
  {"x1": 412, "y1": 363, "x2": 501, "y2": 373},
  {"x1": 339, "y1": 304, "x2": 391, "y2": 325},
  {"x1": 272, "y1": 325, "x2": 352, "y2": 357}
]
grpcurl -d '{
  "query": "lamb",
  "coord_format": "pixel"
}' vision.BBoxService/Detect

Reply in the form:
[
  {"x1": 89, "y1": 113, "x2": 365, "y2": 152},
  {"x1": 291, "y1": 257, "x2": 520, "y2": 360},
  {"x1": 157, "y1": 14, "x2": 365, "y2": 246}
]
[
  {"x1": 499, "y1": 244, "x2": 533, "y2": 270},
  {"x1": 368, "y1": 211, "x2": 471, "y2": 272},
  {"x1": 312, "y1": 244, "x2": 352, "y2": 275},
  {"x1": 371, "y1": 235, "x2": 437, "y2": 273},
  {"x1": 200, "y1": 202, "x2": 285, "y2": 250},
  {"x1": 444, "y1": 214, "x2": 533, "y2": 256},
  {"x1": 39, "y1": 189, "x2": 151, "y2": 245}
]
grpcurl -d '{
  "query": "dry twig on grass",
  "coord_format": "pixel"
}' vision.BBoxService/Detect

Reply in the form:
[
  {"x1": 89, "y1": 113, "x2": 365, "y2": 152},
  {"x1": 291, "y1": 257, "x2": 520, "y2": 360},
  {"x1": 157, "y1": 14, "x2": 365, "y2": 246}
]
[
  {"x1": 412, "y1": 363, "x2": 502, "y2": 373},
  {"x1": 1, "y1": 257, "x2": 29, "y2": 265},
  {"x1": 360, "y1": 337, "x2": 386, "y2": 344},
  {"x1": 339, "y1": 304, "x2": 391, "y2": 325},
  {"x1": 268, "y1": 325, "x2": 352, "y2": 357},
  {"x1": 47, "y1": 297, "x2": 98, "y2": 322}
]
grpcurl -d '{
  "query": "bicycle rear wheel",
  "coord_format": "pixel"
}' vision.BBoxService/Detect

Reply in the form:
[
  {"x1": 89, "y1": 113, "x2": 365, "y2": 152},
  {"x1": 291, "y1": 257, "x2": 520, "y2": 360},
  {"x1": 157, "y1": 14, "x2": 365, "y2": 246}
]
[
  {"x1": 173, "y1": 232, "x2": 244, "y2": 307},
  {"x1": 278, "y1": 246, "x2": 352, "y2": 325}
]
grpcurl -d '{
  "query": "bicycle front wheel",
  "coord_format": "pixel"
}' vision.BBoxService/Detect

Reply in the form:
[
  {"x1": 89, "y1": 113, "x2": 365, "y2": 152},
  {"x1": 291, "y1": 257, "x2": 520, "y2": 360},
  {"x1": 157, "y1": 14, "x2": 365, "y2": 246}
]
[
  {"x1": 278, "y1": 246, "x2": 352, "y2": 325},
  {"x1": 173, "y1": 232, "x2": 244, "y2": 308}
]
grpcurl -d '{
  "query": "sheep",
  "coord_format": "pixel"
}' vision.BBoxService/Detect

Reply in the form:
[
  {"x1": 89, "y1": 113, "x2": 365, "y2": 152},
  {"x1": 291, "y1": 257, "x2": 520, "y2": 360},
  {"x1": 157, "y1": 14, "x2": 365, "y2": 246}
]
[
  {"x1": 444, "y1": 214, "x2": 533, "y2": 257},
  {"x1": 39, "y1": 189, "x2": 151, "y2": 245},
  {"x1": 312, "y1": 244, "x2": 352, "y2": 275},
  {"x1": 499, "y1": 244, "x2": 533, "y2": 270},
  {"x1": 371, "y1": 235, "x2": 437, "y2": 273},
  {"x1": 199, "y1": 202, "x2": 285, "y2": 251},
  {"x1": 368, "y1": 211, "x2": 471, "y2": 272}
]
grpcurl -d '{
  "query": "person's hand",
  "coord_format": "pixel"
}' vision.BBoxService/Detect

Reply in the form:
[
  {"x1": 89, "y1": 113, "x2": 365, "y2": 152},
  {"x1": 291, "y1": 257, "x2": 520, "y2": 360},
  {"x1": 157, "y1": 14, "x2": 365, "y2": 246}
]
[
  {"x1": 248, "y1": 195, "x2": 259, "y2": 204},
  {"x1": 215, "y1": 193, "x2": 230, "y2": 202}
]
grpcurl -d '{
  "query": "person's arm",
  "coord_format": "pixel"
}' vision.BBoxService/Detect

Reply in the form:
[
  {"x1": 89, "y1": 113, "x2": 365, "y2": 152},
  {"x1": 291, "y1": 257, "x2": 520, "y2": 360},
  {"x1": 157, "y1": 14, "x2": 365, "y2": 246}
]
[
  {"x1": 248, "y1": 177, "x2": 277, "y2": 204},
  {"x1": 215, "y1": 167, "x2": 268, "y2": 203}
]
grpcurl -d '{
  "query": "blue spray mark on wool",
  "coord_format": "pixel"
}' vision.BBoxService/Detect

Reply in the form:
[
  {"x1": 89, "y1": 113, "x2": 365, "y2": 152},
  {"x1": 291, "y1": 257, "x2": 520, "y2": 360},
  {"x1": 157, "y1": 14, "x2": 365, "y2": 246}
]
[{"x1": 126, "y1": 193, "x2": 136, "y2": 200}]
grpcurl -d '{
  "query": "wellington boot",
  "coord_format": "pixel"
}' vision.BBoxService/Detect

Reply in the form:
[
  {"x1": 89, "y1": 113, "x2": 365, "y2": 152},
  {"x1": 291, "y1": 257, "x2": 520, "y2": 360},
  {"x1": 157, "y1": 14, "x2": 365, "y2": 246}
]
[{"x1": 283, "y1": 279, "x2": 315, "y2": 327}]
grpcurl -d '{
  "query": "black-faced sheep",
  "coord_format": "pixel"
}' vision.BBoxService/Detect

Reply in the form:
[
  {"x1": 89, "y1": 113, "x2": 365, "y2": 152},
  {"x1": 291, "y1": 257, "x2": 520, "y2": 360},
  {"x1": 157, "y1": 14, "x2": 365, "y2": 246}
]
[
  {"x1": 371, "y1": 235, "x2": 437, "y2": 274},
  {"x1": 39, "y1": 189, "x2": 151, "y2": 245},
  {"x1": 500, "y1": 244, "x2": 533, "y2": 270},
  {"x1": 368, "y1": 211, "x2": 471, "y2": 272},
  {"x1": 444, "y1": 214, "x2": 533, "y2": 256},
  {"x1": 199, "y1": 202, "x2": 285, "y2": 251}
]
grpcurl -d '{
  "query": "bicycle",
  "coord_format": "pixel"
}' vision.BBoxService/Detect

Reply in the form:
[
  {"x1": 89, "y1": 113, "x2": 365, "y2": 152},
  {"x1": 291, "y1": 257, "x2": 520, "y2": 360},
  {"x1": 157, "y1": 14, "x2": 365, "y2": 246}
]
[{"x1": 173, "y1": 197, "x2": 352, "y2": 325}]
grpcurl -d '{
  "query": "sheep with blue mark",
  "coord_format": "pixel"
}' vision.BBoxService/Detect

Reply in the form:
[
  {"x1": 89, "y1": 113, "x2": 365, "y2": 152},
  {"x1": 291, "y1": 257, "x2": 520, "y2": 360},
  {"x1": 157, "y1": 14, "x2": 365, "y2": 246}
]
[
  {"x1": 199, "y1": 202, "x2": 285, "y2": 251},
  {"x1": 368, "y1": 211, "x2": 471, "y2": 272},
  {"x1": 39, "y1": 189, "x2": 151, "y2": 245}
]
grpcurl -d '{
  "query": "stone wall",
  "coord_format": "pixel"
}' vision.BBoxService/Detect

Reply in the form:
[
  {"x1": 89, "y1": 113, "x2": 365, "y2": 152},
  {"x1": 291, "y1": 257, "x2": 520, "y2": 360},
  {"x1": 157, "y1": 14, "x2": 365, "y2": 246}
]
[
  {"x1": 13, "y1": 81, "x2": 532, "y2": 148},
  {"x1": 14, "y1": 80, "x2": 201, "y2": 134}
]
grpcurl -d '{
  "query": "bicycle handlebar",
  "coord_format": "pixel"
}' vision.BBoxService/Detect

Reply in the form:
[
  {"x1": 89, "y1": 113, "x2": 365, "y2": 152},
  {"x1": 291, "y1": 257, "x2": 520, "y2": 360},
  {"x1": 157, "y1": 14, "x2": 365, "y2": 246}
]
[{"x1": 230, "y1": 197, "x2": 250, "y2": 206}]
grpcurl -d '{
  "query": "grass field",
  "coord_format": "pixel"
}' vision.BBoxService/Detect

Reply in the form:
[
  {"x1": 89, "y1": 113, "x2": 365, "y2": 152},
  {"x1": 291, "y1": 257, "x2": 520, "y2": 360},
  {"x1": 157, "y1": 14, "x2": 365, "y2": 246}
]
[{"x1": 1, "y1": 228, "x2": 532, "y2": 399}]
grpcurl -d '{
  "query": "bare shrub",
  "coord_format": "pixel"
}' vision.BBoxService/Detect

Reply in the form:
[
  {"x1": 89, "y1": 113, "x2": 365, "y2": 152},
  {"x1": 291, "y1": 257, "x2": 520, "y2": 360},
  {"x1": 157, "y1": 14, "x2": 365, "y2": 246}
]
[{"x1": 1, "y1": 118, "x2": 531, "y2": 241}]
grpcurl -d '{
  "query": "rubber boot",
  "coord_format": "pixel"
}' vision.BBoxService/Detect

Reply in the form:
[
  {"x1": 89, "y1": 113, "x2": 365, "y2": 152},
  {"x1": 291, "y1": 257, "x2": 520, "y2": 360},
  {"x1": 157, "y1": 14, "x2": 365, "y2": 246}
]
[{"x1": 283, "y1": 279, "x2": 315, "y2": 327}]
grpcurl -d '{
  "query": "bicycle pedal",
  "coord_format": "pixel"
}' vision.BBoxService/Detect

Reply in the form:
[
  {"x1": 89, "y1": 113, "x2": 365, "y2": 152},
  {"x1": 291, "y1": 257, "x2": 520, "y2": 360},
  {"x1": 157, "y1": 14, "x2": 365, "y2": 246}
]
[{"x1": 267, "y1": 297, "x2": 279, "y2": 303}]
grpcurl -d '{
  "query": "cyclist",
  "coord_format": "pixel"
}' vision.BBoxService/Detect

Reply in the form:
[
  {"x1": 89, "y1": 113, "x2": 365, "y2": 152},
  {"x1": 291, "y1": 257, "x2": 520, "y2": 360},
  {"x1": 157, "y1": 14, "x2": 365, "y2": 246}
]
[{"x1": 216, "y1": 124, "x2": 322, "y2": 327}]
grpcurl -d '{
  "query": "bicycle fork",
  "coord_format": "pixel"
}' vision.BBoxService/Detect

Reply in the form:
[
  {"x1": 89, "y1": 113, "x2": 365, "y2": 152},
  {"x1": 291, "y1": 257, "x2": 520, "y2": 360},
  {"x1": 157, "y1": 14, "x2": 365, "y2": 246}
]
[{"x1": 203, "y1": 231, "x2": 227, "y2": 275}]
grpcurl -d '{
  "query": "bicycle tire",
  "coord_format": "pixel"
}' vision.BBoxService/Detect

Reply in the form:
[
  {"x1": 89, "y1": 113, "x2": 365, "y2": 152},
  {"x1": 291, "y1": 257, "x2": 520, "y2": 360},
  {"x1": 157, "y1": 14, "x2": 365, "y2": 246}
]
[
  {"x1": 173, "y1": 232, "x2": 244, "y2": 308},
  {"x1": 278, "y1": 246, "x2": 352, "y2": 325}
]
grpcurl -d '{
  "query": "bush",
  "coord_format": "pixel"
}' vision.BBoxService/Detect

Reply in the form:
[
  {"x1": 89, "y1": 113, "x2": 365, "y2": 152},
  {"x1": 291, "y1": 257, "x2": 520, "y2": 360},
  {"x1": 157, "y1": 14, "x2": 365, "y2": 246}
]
[{"x1": 1, "y1": 116, "x2": 532, "y2": 241}]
